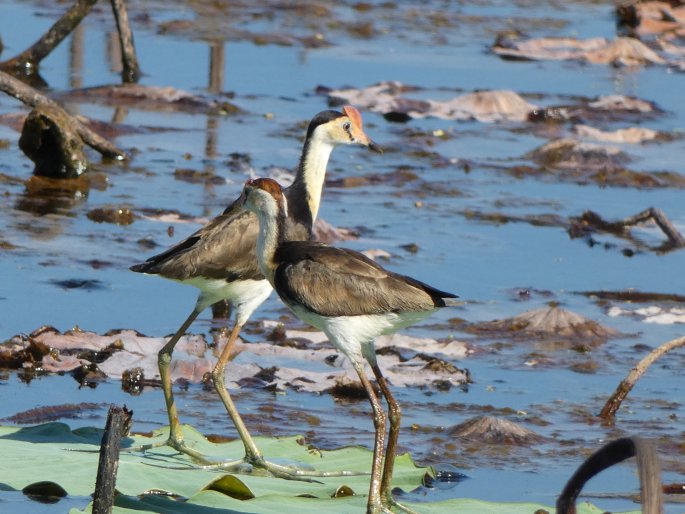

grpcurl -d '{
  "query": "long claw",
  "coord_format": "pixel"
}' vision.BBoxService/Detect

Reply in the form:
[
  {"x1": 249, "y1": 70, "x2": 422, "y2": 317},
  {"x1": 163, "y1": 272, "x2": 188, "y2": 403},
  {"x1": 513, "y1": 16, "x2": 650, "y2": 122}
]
[
  {"x1": 383, "y1": 496, "x2": 421, "y2": 514},
  {"x1": 123, "y1": 437, "x2": 369, "y2": 481}
]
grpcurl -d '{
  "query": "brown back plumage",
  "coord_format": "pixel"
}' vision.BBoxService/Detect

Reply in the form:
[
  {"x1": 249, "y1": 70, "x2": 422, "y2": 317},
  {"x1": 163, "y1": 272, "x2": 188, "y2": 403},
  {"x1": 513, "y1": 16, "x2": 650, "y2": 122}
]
[{"x1": 273, "y1": 242, "x2": 457, "y2": 317}]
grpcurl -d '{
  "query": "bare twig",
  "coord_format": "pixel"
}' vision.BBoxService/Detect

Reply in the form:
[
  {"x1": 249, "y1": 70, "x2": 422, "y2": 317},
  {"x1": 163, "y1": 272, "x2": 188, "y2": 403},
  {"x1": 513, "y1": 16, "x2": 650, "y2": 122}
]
[
  {"x1": 571, "y1": 207, "x2": 685, "y2": 252},
  {"x1": 622, "y1": 207, "x2": 685, "y2": 247},
  {"x1": 0, "y1": 0, "x2": 98, "y2": 74},
  {"x1": 110, "y1": 0, "x2": 140, "y2": 83},
  {"x1": 556, "y1": 437, "x2": 662, "y2": 514},
  {"x1": 0, "y1": 70, "x2": 127, "y2": 159},
  {"x1": 599, "y1": 335, "x2": 685, "y2": 420},
  {"x1": 93, "y1": 406, "x2": 133, "y2": 514}
]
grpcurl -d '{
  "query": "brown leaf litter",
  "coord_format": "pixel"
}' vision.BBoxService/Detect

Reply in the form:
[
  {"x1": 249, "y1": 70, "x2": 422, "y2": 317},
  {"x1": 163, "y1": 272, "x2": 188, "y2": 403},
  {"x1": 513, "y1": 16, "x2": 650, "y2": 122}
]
[
  {"x1": 493, "y1": 35, "x2": 667, "y2": 66},
  {"x1": 1, "y1": 324, "x2": 471, "y2": 394},
  {"x1": 60, "y1": 84, "x2": 240, "y2": 115},
  {"x1": 327, "y1": 81, "x2": 537, "y2": 122},
  {"x1": 617, "y1": 0, "x2": 685, "y2": 38},
  {"x1": 517, "y1": 138, "x2": 685, "y2": 188},
  {"x1": 448, "y1": 415, "x2": 544, "y2": 445},
  {"x1": 527, "y1": 94, "x2": 662, "y2": 128},
  {"x1": 573, "y1": 125, "x2": 659, "y2": 144},
  {"x1": 461, "y1": 305, "x2": 618, "y2": 346}
]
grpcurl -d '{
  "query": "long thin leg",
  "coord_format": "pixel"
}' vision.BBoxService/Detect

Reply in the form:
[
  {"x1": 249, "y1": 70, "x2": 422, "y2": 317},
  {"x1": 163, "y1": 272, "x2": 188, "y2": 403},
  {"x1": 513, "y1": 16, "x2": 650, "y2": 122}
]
[
  {"x1": 371, "y1": 364, "x2": 419, "y2": 514},
  {"x1": 212, "y1": 321, "x2": 264, "y2": 461},
  {"x1": 159, "y1": 308, "x2": 201, "y2": 453},
  {"x1": 211, "y1": 322, "x2": 368, "y2": 479},
  {"x1": 351, "y1": 361, "x2": 391, "y2": 514},
  {"x1": 125, "y1": 308, "x2": 210, "y2": 462}
]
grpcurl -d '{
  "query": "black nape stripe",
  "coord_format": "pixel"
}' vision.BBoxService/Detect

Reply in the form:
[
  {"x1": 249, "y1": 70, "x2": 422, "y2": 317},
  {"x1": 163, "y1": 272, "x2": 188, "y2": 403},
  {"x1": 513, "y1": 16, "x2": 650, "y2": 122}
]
[{"x1": 306, "y1": 110, "x2": 345, "y2": 140}]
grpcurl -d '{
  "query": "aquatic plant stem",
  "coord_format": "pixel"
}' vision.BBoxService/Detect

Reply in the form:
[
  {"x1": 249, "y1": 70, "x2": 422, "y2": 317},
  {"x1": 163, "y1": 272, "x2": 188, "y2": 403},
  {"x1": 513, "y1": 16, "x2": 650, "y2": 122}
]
[
  {"x1": 599, "y1": 335, "x2": 685, "y2": 420},
  {"x1": 556, "y1": 437, "x2": 662, "y2": 514}
]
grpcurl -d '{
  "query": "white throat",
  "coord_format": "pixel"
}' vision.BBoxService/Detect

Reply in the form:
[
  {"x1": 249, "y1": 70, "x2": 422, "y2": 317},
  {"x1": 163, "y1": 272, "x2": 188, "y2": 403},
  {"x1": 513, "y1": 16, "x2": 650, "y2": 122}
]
[
  {"x1": 254, "y1": 200, "x2": 281, "y2": 283},
  {"x1": 300, "y1": 136, "x2": 335, "y2": 222}
]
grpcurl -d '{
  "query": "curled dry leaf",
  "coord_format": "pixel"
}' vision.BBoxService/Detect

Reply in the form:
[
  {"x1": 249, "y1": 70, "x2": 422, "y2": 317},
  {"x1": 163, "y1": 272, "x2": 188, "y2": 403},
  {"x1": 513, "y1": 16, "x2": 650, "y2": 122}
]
[
  {"x1": 465, "y1": 305, "x2": 618, "y2": 344},
  {"x1": 608, "y1": 305, "x2": 685, "y2": 324},
  {"x1": 617, "y1": 1, "x2": 685, "y2": 37},
  {"x1": 312, "y1": 218, "x2": 358, "y2": 244},
  {"x1": 3, "y1": 402, "x2": 102, "y2": 424},
  {"x1": 62, "y1": 84, "x2": 240, "y2": 114},
  {"x1": 528, "y1": 94, "x2": 659, "y2": 125},
  {"x1": 573, "y1": 125, "x2": 659, "y2": 144},
  {"x1": 3, "y1": 325, "x2": 470, "y2": 393},
  {"x1": 328, "y1": 81, "x2": 537, "y2": 122},
  {"x1": 583, "y1": 37, "x2": 665, "y2": 66},
  {"x1": 587, "y1": 94, "x2": 656, "y2": 113},
  {"x1": 493, "y1": 36, "x2": 609, "y2": 61},
  {"x1": 494, "y1": 35, "x2": 666, "y2": 66},
  {"x1": 526, "y1": 138, "x2": 629, "y2": 170},
  {"x1": 448, "y1": 415, "x2": 544, "y2": 445}
]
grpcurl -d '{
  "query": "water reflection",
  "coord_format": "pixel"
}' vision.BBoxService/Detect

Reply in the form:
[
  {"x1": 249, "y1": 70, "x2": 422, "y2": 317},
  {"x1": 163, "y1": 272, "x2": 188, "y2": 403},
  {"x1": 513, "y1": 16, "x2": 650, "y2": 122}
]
[
  {"x1": 69, "y1": 24, "x2": 84, "y2": 90},
  {"x1": 14, "y1": 175, "x2": 89, "y2": 218}
]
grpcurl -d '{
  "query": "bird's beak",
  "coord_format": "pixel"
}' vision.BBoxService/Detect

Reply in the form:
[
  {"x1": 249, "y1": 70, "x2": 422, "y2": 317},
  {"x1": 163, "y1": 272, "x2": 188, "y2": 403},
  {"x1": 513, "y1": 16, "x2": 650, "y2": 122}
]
[
  {"x1": 367, "y1": 140, "x2": 383, "y2": 153},
  {"x1": 238, "y1": 190, "x2": 247, "y2": 206},
  {"x1": 236, "y1": 184, "x2": 251, "y2": 209}
]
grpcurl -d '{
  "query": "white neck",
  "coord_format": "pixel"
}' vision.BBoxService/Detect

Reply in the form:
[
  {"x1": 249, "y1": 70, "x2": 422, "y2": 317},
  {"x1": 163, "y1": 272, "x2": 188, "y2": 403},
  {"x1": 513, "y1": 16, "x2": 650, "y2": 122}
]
[
  {"x1": 294, "y1": 135, "x2": 335, "y2": 222},
  {"x1": 254, "y1": 201, "x2": 281, "y2": 283}
]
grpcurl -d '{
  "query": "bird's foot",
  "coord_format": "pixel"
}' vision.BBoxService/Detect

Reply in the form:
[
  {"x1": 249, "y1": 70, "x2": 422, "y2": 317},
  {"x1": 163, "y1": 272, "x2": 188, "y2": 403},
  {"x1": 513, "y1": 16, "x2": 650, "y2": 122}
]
[
  {"x1": 208, "y1": 454, "x2": 369, "y2": 482},
  {"x1": 122, "y1": 436, "x2": 216, "y2": 465},
  {"x1": 382, "y1": 496, "x2": 420, "y2": 514},
  {"x1": 124, "y1": 438, "x2": 369, "y2": 481},
  {"x1": 367, "y1": 500, "x2": 395, "y2": 514}
]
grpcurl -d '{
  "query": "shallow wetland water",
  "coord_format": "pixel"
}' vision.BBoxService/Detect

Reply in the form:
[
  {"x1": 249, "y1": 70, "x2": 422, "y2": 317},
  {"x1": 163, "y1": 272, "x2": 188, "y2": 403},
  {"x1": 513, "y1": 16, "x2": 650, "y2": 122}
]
[{"x1": 1, "y1": 0, "x2": 685, "y2": 512}]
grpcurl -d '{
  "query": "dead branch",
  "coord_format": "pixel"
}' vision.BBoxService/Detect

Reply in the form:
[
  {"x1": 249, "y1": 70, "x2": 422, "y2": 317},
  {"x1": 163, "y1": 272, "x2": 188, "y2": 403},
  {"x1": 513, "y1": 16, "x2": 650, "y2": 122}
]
[
  {"x1": 0, "y1": 0, "x2": 98, "y2": 75},
  {"x1": 110, "y1": 0, "x2": 140, "y2": 83},
  {"x1": 570, "y1": 207, "x2": 685, "y2": 252},
  {"x1": 622, "y1": 207, "x2": 685, "y2": 247},
  {"x1": 556, "y1": 437, "x2": 662, "y2": 514},
  {"x1": 0, "y1": 69, "x2": 127, "y2": 160},
  {"x1": 599, "y1": 335, "x2": 685, "y2": 420},
  {"x1": 93, "y1": 405, "x2": 133, "y2": 514}
]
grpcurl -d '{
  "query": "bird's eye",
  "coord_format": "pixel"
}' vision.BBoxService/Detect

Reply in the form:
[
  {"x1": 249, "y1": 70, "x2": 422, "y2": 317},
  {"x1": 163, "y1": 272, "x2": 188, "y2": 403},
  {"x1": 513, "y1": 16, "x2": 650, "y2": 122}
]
[{"x1": 342, "y1": 121, "x2": 351, "y2": 131}]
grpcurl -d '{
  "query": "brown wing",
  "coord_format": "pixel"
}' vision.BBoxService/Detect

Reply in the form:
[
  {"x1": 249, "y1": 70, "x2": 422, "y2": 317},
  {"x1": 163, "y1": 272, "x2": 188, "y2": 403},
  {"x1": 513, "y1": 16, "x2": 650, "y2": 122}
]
[
  {"x1": 131, "y1": 193, "x2": 311, "y2": 283},
  {"x1": 130, "y1": 209, "x2": 262, "y2": 281},
  {"x1": 273, "y1": 242, "x2": 456, "y2": 317}
]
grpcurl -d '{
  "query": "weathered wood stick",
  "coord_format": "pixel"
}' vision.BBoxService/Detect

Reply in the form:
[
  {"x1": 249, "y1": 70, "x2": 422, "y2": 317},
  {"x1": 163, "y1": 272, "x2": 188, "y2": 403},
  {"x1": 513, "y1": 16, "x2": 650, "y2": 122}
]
[
  {"x1": 0, "y1": 69, "x2": 127, "y2": 159},
  {"x1": 0, "y1": 0, "x2": 98, "y2": 73},
  {"x1": 650, "y1": 208, "x2": 685, "y2": 247},
  {"x1": 600, "y1": 335, "x2": 685, "y2": 420},
  {"x1": 556, "y1": 437, "x2": 662, "y2": 514},
  {"x1": 92, "y1": 405, "x2": 133, "y2": 514},
  {"x1": 110, "y1": 0, "x2": 141, "y2": 83}
]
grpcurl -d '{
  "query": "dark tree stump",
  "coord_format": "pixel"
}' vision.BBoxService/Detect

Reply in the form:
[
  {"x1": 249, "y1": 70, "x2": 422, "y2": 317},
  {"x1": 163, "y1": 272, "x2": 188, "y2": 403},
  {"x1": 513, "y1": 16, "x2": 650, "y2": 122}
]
[
  {"x1": 92, "y1": 405, "x2": 133, "y2": 514},
  {"x1": 19, "y1": 104, "x2": 88, "y2": 177}
]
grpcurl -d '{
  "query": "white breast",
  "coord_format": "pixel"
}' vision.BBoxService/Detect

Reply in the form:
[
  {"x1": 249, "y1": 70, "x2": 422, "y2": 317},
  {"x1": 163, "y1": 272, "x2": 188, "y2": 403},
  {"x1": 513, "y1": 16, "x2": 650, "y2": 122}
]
[
  {"x1": 181, "y1": 277, "x2": 273, "y2": 324},
  {"x1": 290, "y1": 304, "x2": 436, "y2": 364}
]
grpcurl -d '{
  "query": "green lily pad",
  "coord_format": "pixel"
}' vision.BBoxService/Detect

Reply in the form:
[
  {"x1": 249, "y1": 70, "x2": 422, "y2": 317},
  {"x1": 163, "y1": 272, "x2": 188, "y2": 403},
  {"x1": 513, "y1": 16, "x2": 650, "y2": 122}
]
[{"x1": 0, "y1": 423, "x2": 640, "y2": 514}]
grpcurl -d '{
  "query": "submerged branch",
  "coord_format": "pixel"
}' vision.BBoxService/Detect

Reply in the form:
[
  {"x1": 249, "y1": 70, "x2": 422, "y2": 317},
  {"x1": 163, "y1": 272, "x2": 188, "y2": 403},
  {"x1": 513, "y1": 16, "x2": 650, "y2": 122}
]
[
  {"x1": 0, "y1": 70, "x2": 127, "y2": 160},
  {"x1": 572, "y1": 207, "x2": 685, "y2": 251},
  {"x1": 599, "y1": 335, "x2": 685, "y2": 420},
  {"x1": 110, "y1": 0, "x2": 141, "y2": 83},
  {"x1": 0, "y1": 0, "x2": 98, "y2": 75},
  {"x1": 622, "y1": 207, "x2": 685, "y2": 247}
]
